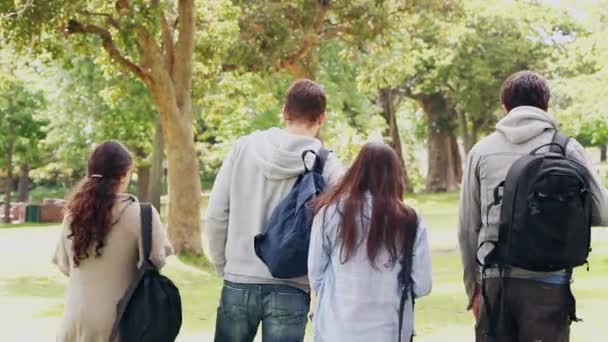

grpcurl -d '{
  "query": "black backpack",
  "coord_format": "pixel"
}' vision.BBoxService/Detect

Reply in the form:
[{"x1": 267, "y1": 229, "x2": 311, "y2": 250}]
[
  {"x1": 110, "y1": 204, "x2": 182, "y2": 342},
  {"x1": 480, "y1": 131, "x2": 592, "y2": 272},
  {"x1": 254, "y1": 148, "x2": 329, "y2": 279}
]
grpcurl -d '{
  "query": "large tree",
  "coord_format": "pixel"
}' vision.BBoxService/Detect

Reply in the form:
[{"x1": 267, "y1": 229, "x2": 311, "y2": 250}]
[
  {"x1": 0, "y1": 77, "x2": 46, "y2": 222},
  {"x1": 361, "y1": 0, "x2": 578, "y2": 192},
  {"x1": 1, "y1": 1, "x2": 210, "y2": 253}
]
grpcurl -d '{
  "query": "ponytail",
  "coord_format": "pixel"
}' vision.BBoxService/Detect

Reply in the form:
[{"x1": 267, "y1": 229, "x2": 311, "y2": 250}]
[{"x1": 67, "y1": 141, "x2": 132, "y2": 267}]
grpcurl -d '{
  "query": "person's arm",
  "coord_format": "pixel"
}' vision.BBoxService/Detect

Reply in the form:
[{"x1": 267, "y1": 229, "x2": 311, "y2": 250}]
[
  {"x1": 567, "y1": 139, "x2": 608, "y2": 226},
  {"x1": 204, "y1": 146, "x2": 236, "y2": 276},
  {"x1": 146, "y1": 206, "x2": 173, "y2": 270},
  {"x1": 411, "y1": 219, "x2": 432, "y2": 299},
  {"x1": 458, "y1": 149, "x2": 482, "y2": 310},
  {"x1": 52, "y1": 216, "x2": 71, "y2": 277},
  {"x1": 308, "y1": 206, "x2": 332, "y2": 292}
]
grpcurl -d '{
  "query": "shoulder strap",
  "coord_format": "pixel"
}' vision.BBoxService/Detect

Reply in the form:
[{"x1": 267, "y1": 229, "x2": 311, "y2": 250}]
[
  {"x1": 313, "y1": 147, "x2": 331, "y2": 174},
  {"x1": 398, "y1": 220, "x2": 418, "y2": 342},
  {"x1": 140, "y1": 203, "x2": 153, "y2": 261},
  {"x1": 109, "y1": 204, "x2": 154, "y2": 342},
  {"x1": 550, "y1": 131, "x2": 571, "y2": 155}
]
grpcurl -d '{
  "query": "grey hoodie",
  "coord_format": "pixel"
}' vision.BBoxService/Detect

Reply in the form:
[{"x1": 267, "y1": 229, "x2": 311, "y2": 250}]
[
  {"x1": 204, "y1": 127, "x2": 343, "y2": 291},
  {"x1": 458, "y1": 106, "x2": 608, "y2": 307}
]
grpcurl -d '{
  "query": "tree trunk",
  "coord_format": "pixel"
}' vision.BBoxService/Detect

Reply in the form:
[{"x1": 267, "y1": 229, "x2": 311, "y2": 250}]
[
  {"x1": 379, "y1": 88, "x2": 411, "y2": 192},
  {"x1": 135, "y1": 0, "x2": 202, "y2": 254},
  {"x1": 601, "y1": 145, "x2": 607, "y2": 162},
  {"x1": 17, "y1": 163, "x2": 29, "y2": 202},
  {"x1": 4, "y1": 146, "x2": 13, "y2": 223},
  {"x1": 148, "y1": 116, "x2": 164, "y2": 211},
  {"x1": 471, "y1": 121, "x2": 480, "y2": 147},
  {"x1": 420, "y1": 94, "x2": 462, "y2": 193},
  {"x1": 449, "y1": 133, "x2": 463, "y2": 183},
  {"x1": 156, "y1": 102, "x2": 201, "y2": 254},
  {"x1": 137, "y1": 165, "x2": 151, "y2": 202},
  {"x1": 457, "y1": 108, "x2": 473, "y2": 154}
]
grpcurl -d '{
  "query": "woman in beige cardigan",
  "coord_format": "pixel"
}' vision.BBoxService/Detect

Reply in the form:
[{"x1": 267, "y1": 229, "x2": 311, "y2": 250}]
[{"x1": 52, "y1": 141, "x2": 173, "y2": 342}]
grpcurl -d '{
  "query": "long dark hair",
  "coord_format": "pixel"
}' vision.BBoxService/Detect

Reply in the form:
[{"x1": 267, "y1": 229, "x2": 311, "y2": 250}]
[
  {"x1": 67, "y1": 141, "x2": 133, "y2": 267},
  {"x1": 314, "y1": 142, "x2": 418, "y2": 268}
]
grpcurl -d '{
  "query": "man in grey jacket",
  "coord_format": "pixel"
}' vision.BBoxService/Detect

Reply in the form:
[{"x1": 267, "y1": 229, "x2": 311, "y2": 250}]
[
  {"x1": 458, "y1": 71, "x2": 608, "y2": 341},
  {"x1": 205, "y1": 79, "x2": 342, "y2": 342}
]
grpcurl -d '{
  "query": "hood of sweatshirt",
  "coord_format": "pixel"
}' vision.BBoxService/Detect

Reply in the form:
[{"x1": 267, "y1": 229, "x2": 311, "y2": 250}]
[
  {"x1": 248, "y1": 127, "x2": 323, "y2": 180},
  {"x1": 495, "y1": 106, "x2": 558, "y2": 144}
]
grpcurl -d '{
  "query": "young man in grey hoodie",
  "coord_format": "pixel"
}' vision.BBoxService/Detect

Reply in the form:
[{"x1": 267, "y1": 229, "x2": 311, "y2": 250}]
[
  {"x1": 458, "y1": 71, "x2": 608, "y2": 341},
  {"x1": 205, "y1": 79, "x2": 342, "y2": 342}
]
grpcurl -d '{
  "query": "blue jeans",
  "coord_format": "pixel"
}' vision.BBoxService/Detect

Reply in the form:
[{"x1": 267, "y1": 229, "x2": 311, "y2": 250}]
[{"x1": 214, "y1": 280, "x2": 310, "y2": 342}]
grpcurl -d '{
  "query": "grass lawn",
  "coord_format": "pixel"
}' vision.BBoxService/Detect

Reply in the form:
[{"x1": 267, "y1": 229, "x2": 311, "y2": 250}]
[
  {"x1": 0, "y1": 222, "x2": 58, "y2": 229},
  {"x1": 1, "y1": 192, "x2": 607, "y2": 341}
]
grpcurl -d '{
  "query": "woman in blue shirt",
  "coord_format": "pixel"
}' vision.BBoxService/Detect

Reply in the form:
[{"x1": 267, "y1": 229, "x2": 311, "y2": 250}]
[{"x1": 308, "y1": 142, "x2": 432, "y2": 342}]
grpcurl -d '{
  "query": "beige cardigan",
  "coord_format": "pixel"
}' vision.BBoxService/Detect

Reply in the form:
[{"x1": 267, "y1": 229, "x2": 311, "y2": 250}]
[{"x1": 52, "y1": 194, "x2": 173, "y2": 342}]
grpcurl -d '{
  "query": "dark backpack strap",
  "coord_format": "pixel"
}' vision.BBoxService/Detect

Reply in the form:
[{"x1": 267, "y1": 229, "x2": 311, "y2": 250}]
[
  {"x1": 109, "y1": 203, "x2": 153, "y2": 342},
  {"x1": 398, "y1": 221, "x2": 418, "y2": 342},
  {"x1": 313, "y1": 147, "x2": 331, "y2": 174},
  {"x1": 140, "y1": 203, "x2": 153, "y2": 261},
  {"x1": 398, "y1": 285, "x2": 407, "y2": 342},
  {"x1": 550, "y1": 131, "x2": 571, "y2": 155}
]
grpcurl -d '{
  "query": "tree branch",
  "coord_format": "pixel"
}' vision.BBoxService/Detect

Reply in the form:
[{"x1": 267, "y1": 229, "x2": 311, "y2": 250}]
[
  {"x1": 172, "y1": 0, "x2": 195, "y2": 106},
  {"x1": 0, "y1": 0, "x2": 33, "y2": 19},
  {"x1": 314, "y1": 0, "x2": 330, "y2": 34},
  {"x1": 77, "y1": 10, "x2": 120, "y2": 29},
  {"x1": 65, "y1": 20, "x2": 151, "y2": 82},
  {"x1": 161, "y1": 14, "x2": 175, "y2": 72},
  {"x1": 321, "y1": 25, "x2": 349, "y2": 39},
  {"x1": 115, "y1": 0, "x2": 130, "y2": 13},
  {"x1": 278, "y1": 1, "x2": 330, "y2": 75}
]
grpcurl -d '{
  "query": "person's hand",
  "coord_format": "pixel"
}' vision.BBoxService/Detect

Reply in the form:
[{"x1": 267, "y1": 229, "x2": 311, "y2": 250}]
[
  {"x1": 308, "y1": 291, "x2": 317, "y2": 321},
  {"x1": 472, "y1": 286, "x2": 481, "y2": 321}
]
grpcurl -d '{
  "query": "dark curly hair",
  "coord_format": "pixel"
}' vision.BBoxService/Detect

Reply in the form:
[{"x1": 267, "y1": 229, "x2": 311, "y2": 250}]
[{"x1": 67, "y1": 141, "x2": 132, "y2": 267}]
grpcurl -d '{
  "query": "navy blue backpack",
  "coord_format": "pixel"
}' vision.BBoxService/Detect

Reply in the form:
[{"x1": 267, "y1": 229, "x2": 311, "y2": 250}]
[{"x1": 254, "y1": 148, "x2": 330, "y2": 279}]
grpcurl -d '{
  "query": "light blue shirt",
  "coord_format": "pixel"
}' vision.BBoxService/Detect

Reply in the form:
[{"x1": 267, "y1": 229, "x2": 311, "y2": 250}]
[{"x1": 308, "y1": 199, "x2": 432, "y2": 342}]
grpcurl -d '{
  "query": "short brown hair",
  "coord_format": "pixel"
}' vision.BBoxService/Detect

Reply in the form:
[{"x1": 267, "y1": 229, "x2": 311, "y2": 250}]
[
  {"x1": 284, "y1": 79, "x2": 326, "y2": 122},
  {"x1": 500, "y1": 71, "x2": 551, "y2": 111}
]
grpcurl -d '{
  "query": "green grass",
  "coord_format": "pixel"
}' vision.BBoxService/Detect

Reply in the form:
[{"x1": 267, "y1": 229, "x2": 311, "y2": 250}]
[
  {"x1": 0, "y1": 276, "x2": 65, "y2": 298},
  {"x1": 1, "y1": 194, "x2": 607, "y2": 341},
  {"x1": 178, "y1": 251, "x2": 214, "y2": 269},
  {"x1": 0, "y1": 222, "x2": 58, "y2": 229}
]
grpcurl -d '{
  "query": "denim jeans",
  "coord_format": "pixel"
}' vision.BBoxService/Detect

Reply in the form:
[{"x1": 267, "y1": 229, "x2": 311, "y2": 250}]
[{"x1": 214, "y1": 280, "x2": 310, "y2": 342}]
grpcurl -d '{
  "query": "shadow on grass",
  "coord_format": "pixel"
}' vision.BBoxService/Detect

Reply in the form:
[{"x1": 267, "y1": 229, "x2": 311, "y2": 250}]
[{"x1": 0, "y1": 276, "x2": 64, "y2": 298}]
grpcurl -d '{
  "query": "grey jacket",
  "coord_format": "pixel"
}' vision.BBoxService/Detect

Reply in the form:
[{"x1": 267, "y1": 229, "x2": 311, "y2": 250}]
[
  {"x1": 458, "y1": 106, "x2": 608, "y2": 307},
  {"x1": 204, "y1": 127, "x2": 343, "y2": 291}
]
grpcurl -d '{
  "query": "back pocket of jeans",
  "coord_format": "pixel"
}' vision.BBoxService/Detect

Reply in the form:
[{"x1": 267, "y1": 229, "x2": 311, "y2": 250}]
[
  {"x1": 270, "y1": 291, "x2": 308, "y2": 324},
  {"x1": 219, "y1": 284, "x2": 249, "y2": 317}
]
